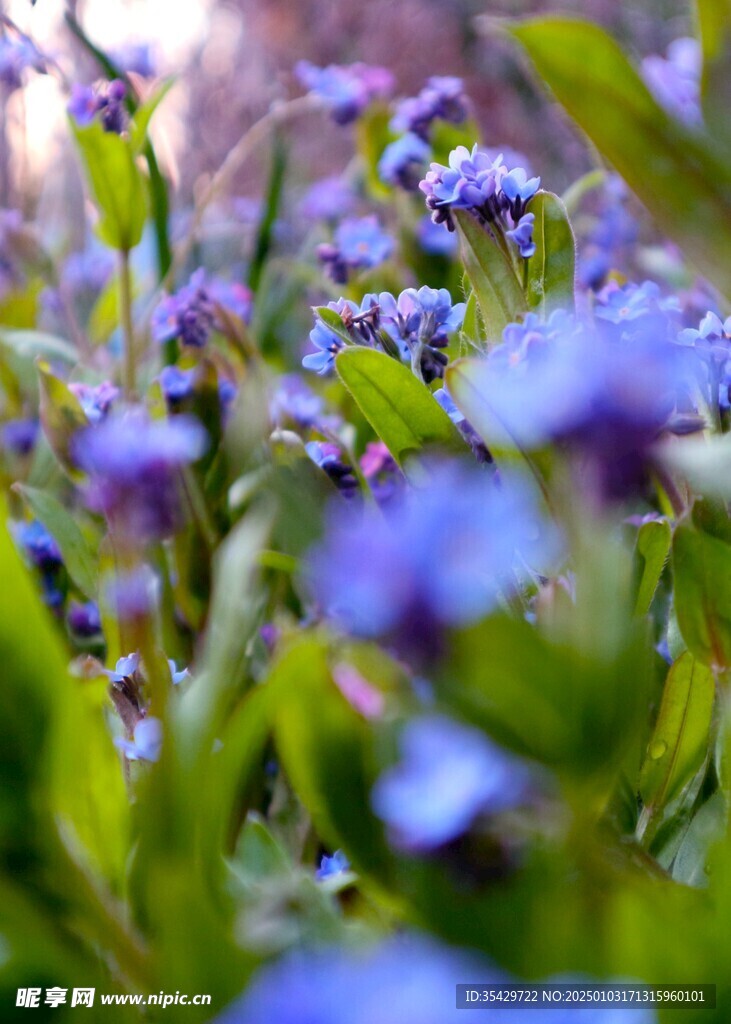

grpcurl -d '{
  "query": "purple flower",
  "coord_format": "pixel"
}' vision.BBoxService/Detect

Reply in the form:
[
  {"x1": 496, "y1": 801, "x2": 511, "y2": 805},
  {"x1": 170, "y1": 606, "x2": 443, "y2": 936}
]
[
  {"x1": 302, "y1": 319, "x2": 347, "y2": 375},
  {"x1": 296, "y1": 61, "x2": 394, "y2": 125},
  {"x1": 379, "y1": 286, "x2": 465, "y2": 382},
  {"x1": 110, "y1": 42, "x2": 156, "y2": 78},
  {"x1": 417, "y1": 215, "x2": 458, "y2": 257},
  {"x1": 306, "y1": 441, "x2": 358, "y2": 499},
  {"x1": 642, "y1": 37, "x2": 701, "y2": 126},
  {"x1": 434, "y1": 387, "x2": 490, "y2": 464},
  {"x1": 151, "y1": 269, "x2": 216, "y2": 348},
  {"x1": 378, "y1": 133, "x2": 431, "y2": 191},
  {"x1": 315, "y1": 849, "x2": 350, "y2": 880},
  {"x1": 360, "y1": 441, "x2": 403, "y2": 504},
  {"x1": 72, "y1": 409, "x2": 208, "y2": 541},
  {"x1": 62, "y1": 247, "x2": 115, "y2": 296},
  {"x1": 67, "y1": 600, "x2": 102, "y2": 638},
  {"x1": 677, "y1": 310, "x2": 731, "y2": 408},
  {"x1": 68, "y1": 382, "x2": 119, "y2": 424},
  {"x1": 0, "y1": 35, "x2": 45, "y2": 92},
  {"x1": 420, "y1": 144, "x2": 540, "y2": 255},
  {"x1": 318, "y1": 216, "x2": 394, "y2": 283},
  {"x1": 106, "y1": 566, "x2": 161, "y2": 621},
  {"x1": 114, "y1": 715, "x2": 162, "y2": 762},
  {"x1": 270, "y1": 375, "x2": 327, "y2": 430},
  {"x1": 302, "y1": 295, "x2": 381, "y2": 373},
  {"x1": 158, "y1": 366, "x2": 195, "y2": 408},
  {"x1": 208, "y1": 278, "x2": 254, "y2": 325},
  {"x1": 391, "y1": 76, "x2": 469, "y2": 139},
  {"x1": 470, "y1": 312, "x2": 700, "y2": 499},
  {"x1": 505, "y1": 212, "x2": 536, "y2": 258},
  {"x1": 307, "y1": 462, "x2": 559, "y2": 661},
  {"x1": 68, "y1": 79, "x2": 128, "y2": 134},
  {"x1": 16, "y1": 520, "x2": 63, "y2": 571},
  {"x1": 2, "y1": 418, "x2": 38, "y2": 456},
  {"x1": 371, "y1": 715, "x2": 536, "y2": 852},
  {"x1": 299, "y1": 176, "x2": 356, "y2": 221}
]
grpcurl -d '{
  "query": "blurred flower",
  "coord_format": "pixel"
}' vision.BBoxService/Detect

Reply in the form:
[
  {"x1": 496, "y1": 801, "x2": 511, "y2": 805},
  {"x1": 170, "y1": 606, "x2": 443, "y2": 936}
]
[
  {"x1": 433, "y1": 387, "x2": 490, "y2": 464},
  {"x1": 594, "y1": 279, "x2": 677, "y2": 335},
  {"x1": 0, "y1": 34, "x2": 45, "y2": 93},
  {"x1": 391, "y1": 76, "x2": 469, "y2": 139},
  {"x1": 158, "y1": 366, "x2": 195, "y2": 409},
  {"x1": 417, "y1": 214, "x2": 458, "y2": 257},
  {"x1": 169, "y1": 659, "x2": 190, "y2": 685},
  {"x1": 16, "y1": 520, "x2": 62, "y2": 571},
  {"x1": 296, "y1": 60, "x2": 394, "y2": 124},
  {"x1": 318, "y1": 216, "x2": 394, "y2": 284},
  {"x1": 360, "y1": 441, "x2": 403, "y2": 504},
  {"x1": 2, "y1": 417, "x2": 38, "y2": 456},
  {"x1": 68, "y1": 382, "x2": 119, "y2": 424},
  {"x1": 332, "y1": 662, "x2": 385, "y2": 719},
  {"x1": 577, "y1": 177, "x2": 638, "y2": 291},
  {"x1": 315, "y1": 849, "x2": 350, "y2": 880},
  {"x1": 106, "y1": 565, "x2": 161, "y2": 620},
  {"x1": 106, "y1": 652, "x2": 141, "y2": 683},
  {"x1": 306, "y1": 441, "x2": 358, "y2": 499},
  {"x1": 642, "y1": 37, "x2": 701, "y2": 126},
  {"x1": 270, "y1": 374, "x2": 324, "y2": 429},
  {"x1": 208, "y1": 278, "x2": 254, "y2": 325},
  {"x1": 0, "y1": 209, "x2": 27, "y2": 298},
  {"x1": 110, "y1": 42, "x2": 156, "y2": 78},
  {"x1": 67, "y1": 600, "x2": 102, "y2": 638},
  {"x1": 372, "y1": 715, "x2": 536, "y2": 852},
  {"x1": 72, "y1": 408, "x2": 207, "y2": 541},
  {"x1": 378, "y1": 133, "x2": 431, "y2": 190},
  {"x1": 152, "y1": 269, "x2": 216, "y2": 348},
  {"x1": 299, "y1": 176, "x2": 356, "y2": 221},
  {"x1": 68, "y1": 79, "x2": 128, "y2": 134},
  {"x1": 307, "y1": 462, "x2": 559, "y2": 660},
  {"x1": 62, "y1": 246, "x2": 115, "y2": 296},
  {"x1": 115, "y1": 715, "x2": 162, "y2": 762},
  {"x1": 678, "y1": 310, "x2": 731, "y2": 408}
]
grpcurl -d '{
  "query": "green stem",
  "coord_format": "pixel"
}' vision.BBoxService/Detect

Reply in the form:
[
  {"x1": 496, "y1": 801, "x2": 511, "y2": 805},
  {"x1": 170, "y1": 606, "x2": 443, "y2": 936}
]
[{"x1": 119, "y1": 249, "x2": 136, "y2": 399}]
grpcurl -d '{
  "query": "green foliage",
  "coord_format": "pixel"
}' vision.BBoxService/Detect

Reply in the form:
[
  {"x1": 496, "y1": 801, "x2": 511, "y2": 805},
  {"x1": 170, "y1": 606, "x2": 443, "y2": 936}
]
[
  {"x1": 335, "y1": 347, "x2": 461, "y2": 464},
  {"x1": 673, "y1": 524, "x2": 731, "y2": 667},
  {"x1": 14, "y1": 484, "x2": 98, "y2": 599},
  {"x1": 510, "y1": 16, "x2": 731, "y2": 299},
  {"x1": 524, "y1": 191, "x2": 576, "y2": 315}
]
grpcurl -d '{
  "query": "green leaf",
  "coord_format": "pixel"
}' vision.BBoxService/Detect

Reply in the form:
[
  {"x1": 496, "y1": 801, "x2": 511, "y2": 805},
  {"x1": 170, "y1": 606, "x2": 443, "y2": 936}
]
[
  {"x1": 673, "y1": 524, "x2": 731, "y2": 667},
  {"x1": 14, "y1": 484, "x2": 98, "y2": 599},
  {"x1": 236, "y1": 813, "x2": 292, "y2": 885},
  {"x1": 698, "y1": 0, "x2": 731, "y2": 151},
  {"x1": 525, "y1": 191, "x2": 576, "y2": 316},
  {"x1": 129, "y1": 78, "x2": 175, "y2": 153},
  {"x1": 37, "y1": 361, "x2": 90, "y2": 479},
  {"x1": 639, "y1": 652, "x2": 715, "y2": 816},
  {"x1": 71, "y1": 119, "x2": 147, "y2": 251},
  {"x1": 445, "y1": 356, "x2": 528, "y2": 459},
  {"x1": 312, "y1": 306, "x2": 354, "y2": 348},
  {"x1": 634, "y1": 518, "x2": 672, "y2": 616},
  {"x1": 335, "y1": 347, "x2": 462, "y2": 464},
  {"x1": 510, "y1": 17, "x2": 731, "y2": 298},
  {"x1": 453, "y1": 209, "x2": 526, "y2": 344},
  {"x1": 672, "y1": 790, "x2": 726, "y2": 886},
  {"x1": 0, "y1": 329, "x2": 77, "y2": 365}
]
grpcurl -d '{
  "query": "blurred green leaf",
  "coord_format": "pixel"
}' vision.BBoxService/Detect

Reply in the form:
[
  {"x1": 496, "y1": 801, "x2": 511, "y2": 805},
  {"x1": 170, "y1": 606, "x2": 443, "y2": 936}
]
[
  {"x1": 510, "y1": 16, "x2": 731, "y2": 298},
  {"x1": 634, "y1": 518, "x2": 672, "y2": 616},
  {"x1": 639, "y1": 653, "x2": 715, "y2": 824},
  {"x1": 453, "y1": 209, "x2": 525, "y2": 344},
  {"x1": 698, "y1": 0, "x2": 731, "y2": 151},
  {"x1": 525, "y1": 191, "x2": 576, "y2": 316},
  {"x1": 14, "y1": 484, "x2": 98, "y2": 599},
  {"x1": 129, "y1": 78, "x2": 175, "y2": 153},
  {"x1": 672, "y1": 790, "x2": 725, "y2": 886},
  {"x1": 673, "y1": 524, "x2": 731, "y2": 667},
  {"x1": 335, "y1": 347, "x2": 462, "y2": 464},
  {"x1": 71, "y1": 119, "x2": 147, "y2": 251},
  {"x1": 37, "y1": 361, "x2": 89, "y2": 480}
]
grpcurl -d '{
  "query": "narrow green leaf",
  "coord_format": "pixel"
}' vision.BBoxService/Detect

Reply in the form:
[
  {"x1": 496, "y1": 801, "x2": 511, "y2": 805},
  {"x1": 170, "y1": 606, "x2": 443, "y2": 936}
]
[
  {"x1": 672, "y1": 790, "x2": 726, "y2": 886},
  {"x1": 673, "y1": 524, "x2": 731, "y2": 666},
  {"x1": 37, "y1": 360, "x2": 90, "y2": 479},
  {"x1": 639, "y1": 652, "x2": 715, "y2": 814},
  {"x1": 335, "y1": 347, "x2": 462, "y2": 464},
  {"x1": 14, "y1": 484, "x2": 98, "y2": 599},
  {"x1": 453, "y1": 209, "x2": 526, "y2": 344},
  {"x1": 634, "y1": 518, "x2": 672, "y2": 616},
  {"x1": 698, "y1": 0, "x2": 731, "y2": 151},
  {"x1": 525, "y1": 191, "x2": 576, "y2": 316},
  {"x1": 0, "y1": 329, "x2": 77, "y2": 365},
  {"x1": 71, "y1": 119, "x2": 147, "y2": 251},
  {"x1": 129, "y1": 78, "x2": 175, "y2": 153},
  {"x1": 511, "y1": 17, "x2": 731, "y2": 298}
]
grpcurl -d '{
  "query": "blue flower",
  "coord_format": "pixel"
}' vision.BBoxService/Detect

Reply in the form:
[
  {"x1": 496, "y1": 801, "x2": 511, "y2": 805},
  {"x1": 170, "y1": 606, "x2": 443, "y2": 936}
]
[
  {"x1": 67, "y1": 600, "x2": 102, "y2": 638},
  {"x1": 68, "y1": 79, "x2": 128, "y2": 134},
  {"x1": 17, "y1": 520, "x2": 62, "y2": 571},
  {"x1": 114, "y1": 716, "x2": 162, "y2": 762},
  {"x1": 302, "y1": 319, "x2": 347, "y2": 375},
  {"x1": 641, "y1": 37, "x2": 701, "y2": 126},
  {"x1": 72, "y1": 408, "x2": 208, "y2": 541},
  {"x1": 306, "y1": 462, "x2": 560, "y2": 661},
  {"x1": 334, "y1": 215, "x2": 393, "y2": 269},
  {"x1": 302, "y1": 296, "x2": 381, "y2": 373},
  {"x1": 168, "y1": 659, "x2": 190, "y2": 685},
  {"x1": 378, "y1": 133, "x2": 431, "y2": 190},
  {"x1": 159, "y1": 366, "x2": 195, "y2": 408},
  {"x1": 306, "y1": 442, "x2": 358, "y2": 499},
  {"x1": 506, "y1": 212, "x2": 536, "y2": 258},
  {"x1": 299, "y1": 176, "x2": 356, "y2": 222},
  {"x1": 0, "y1": 35, "x2": 45, "y2": 92},
  {"x1": 391, "y1": 76, "x2": 469, "y2": 139},
  {"x1": 107, "y1": 653, "x2": 141, "y2": 683},
  {"x1": 500, "y1": 168, "x2": 541, "y2": 218},
  {"x1": 371, "y1": 715, "x2": 536, "y2": 852},
  {"x1": 270, "y1": 374, "x2": 327, "y2": 430},
  {"x1": 296, "y1": 61, "x2": 394, "y2": 125},
  {"x1": 417, "y1": 215, "x2": 458, "y2": 256},
  {"x1": 315, "y1": 849, "x2": 350, "y2": 880},
  {"x1": 152, "y1": 269, "x2": 216, "y2": 348},
  {"x1": 378, "y1": 286, "x2": 465, "y2": 382},
  {"x1": 2, "y1": 417, "x2": 38, "y2": 456},
  {"x1": 68, "y1": 381, "x2": 119, "y2": 424}
]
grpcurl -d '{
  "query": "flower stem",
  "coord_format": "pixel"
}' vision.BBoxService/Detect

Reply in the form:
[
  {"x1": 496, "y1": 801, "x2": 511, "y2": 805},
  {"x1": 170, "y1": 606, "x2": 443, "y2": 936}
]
[{"x1": 119, "y1": 248, "x2": 136, "y2": 399}]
